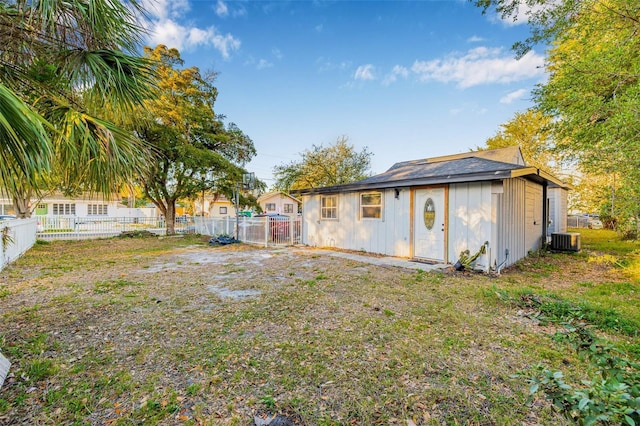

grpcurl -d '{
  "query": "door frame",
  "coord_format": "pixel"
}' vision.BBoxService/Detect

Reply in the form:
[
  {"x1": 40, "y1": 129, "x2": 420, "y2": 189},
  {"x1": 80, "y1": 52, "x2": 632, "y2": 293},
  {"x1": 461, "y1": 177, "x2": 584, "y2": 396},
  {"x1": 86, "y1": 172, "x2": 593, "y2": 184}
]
[{"x1": 410, "y1": 185, "x2": 449, "y2": 262}]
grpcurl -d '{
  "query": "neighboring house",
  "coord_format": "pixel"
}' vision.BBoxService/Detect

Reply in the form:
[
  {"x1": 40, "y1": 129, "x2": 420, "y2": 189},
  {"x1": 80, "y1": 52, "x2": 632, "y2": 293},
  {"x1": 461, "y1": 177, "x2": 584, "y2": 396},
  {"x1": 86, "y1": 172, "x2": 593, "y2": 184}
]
[
  {"x1": 204, "y1": 195, "x2": 238, "y2": 218},
  {"x1": 257, "y1": 192, "x2": 301, "y2": 216},
  {"x1": 297, "y1": 147, "x2": 570, "y2": 270},
  {"x1": 0, "y1": 194, "x2": 157, "y2": 219}
]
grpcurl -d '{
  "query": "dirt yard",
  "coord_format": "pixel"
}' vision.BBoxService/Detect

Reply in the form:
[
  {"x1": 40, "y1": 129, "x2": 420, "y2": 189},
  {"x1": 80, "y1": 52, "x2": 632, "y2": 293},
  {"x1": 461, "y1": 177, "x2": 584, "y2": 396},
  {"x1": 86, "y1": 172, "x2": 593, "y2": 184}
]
[{"x1": 2, "y1": 233, "x2": 628, "y2": 425}]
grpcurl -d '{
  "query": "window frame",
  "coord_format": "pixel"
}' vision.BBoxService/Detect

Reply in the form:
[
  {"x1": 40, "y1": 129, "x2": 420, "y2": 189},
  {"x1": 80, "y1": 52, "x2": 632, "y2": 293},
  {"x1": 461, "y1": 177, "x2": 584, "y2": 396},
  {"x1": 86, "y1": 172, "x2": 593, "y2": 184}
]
[
  {"x1": 360, "y1": 191, "x2": 383, "y2": 220},
  {"x1": 52, "y1": 203, "x2": 76, "y2": 216},
  {"x1": 265, "y1": 203, "x2": 276, "y2": 212},
  {"x1": 87, "y1": 204, "x2": 108, "y2": 216},
  {"x1": 219, "y1": 206, "x2": 228, "y2": 215},
  {"x1": 320, "y1": 195, "x2": 338, "y2": 220},
  {"x1": 283, "y1": 203, "x2": 294, "y2": 213}
]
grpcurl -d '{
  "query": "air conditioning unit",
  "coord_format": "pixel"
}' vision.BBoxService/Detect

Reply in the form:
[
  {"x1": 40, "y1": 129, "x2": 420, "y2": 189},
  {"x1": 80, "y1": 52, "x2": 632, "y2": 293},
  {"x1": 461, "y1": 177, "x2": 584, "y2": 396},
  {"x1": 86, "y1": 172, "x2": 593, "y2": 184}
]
[{"x1": 551, "y1": 232, "x2": 581, "y2": 252}]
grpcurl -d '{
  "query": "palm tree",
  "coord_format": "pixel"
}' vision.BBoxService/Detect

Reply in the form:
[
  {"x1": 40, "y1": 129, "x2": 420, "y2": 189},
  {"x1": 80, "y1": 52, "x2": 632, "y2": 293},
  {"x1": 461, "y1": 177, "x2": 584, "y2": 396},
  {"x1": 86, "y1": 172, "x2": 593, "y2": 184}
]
[{"x1": 0, "y1": 0, "x2": 154, "y2": 215}]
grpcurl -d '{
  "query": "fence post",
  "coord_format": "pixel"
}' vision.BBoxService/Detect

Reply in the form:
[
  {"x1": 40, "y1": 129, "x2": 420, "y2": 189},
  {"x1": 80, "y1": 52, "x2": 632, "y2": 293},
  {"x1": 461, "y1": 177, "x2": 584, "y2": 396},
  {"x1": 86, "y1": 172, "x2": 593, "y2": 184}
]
[
  {"x1": 264, "y1": 217, "x2": 268, "y2": 247},
  {"x1": 289, "y1": 217, "x2": 294, "y2": 245}
]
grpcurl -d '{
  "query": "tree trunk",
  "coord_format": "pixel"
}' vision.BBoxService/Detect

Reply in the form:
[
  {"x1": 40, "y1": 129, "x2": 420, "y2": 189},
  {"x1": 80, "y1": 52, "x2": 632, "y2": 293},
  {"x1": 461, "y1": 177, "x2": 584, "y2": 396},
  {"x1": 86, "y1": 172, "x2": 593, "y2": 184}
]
[
  {"x1": 165, "y1": 201, "x2": 176, "y2": 235},
  {"x1": 12, "y1": 188, "x2": 32, "y2": 218}
]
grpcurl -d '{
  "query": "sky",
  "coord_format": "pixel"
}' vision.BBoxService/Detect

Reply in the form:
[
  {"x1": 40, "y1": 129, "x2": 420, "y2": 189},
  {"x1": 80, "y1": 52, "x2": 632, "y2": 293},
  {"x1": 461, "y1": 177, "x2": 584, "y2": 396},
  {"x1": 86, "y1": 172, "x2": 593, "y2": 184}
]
[{"x1": 137, "y1": 0, "x2": 546, "y2": 187}]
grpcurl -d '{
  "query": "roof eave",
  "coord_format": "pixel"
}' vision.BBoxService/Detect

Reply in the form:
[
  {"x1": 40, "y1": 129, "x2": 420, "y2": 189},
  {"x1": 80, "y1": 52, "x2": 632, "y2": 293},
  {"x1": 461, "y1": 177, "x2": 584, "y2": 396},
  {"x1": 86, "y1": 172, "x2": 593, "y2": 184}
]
[
  {"x1": 510, "y1": 168, "x2": 572, "y2": 189},
  {"x1": 295, "y1": 170, "x2": 514, "y2": 195}
]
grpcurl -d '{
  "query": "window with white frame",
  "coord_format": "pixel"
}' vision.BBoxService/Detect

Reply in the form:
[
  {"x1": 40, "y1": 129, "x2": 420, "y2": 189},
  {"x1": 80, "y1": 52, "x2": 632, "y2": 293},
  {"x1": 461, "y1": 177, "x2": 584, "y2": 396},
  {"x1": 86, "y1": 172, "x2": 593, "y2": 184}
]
[
  {"x1": 52, "y1": 203, "x2": 76, "y2": 215},
  {"x1": 320, "y1": 195, "x2": 338, "y2": 219},
  {"x1": 219, "y1": 206, "x2": 227, "y2": 214},
  {"x1": 266, "y1": 203, "x2": 276, "y2": 212},
  {"x1": 360, "y1": 192, "x2": 382, "y2": 219},
  {"x1": 87, "y1": 204, "x2": 108, "y2": 215},
  {"x1": 283, "y1": 203, "x2": 294, "y2": 213}
]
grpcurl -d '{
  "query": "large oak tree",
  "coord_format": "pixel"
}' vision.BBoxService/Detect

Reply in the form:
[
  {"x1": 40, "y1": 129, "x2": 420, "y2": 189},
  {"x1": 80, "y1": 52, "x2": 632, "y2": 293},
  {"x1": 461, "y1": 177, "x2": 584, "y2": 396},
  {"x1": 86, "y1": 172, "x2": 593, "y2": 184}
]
[{"x1": 131, "y1": 45, "x2": 255, "y2": 234}]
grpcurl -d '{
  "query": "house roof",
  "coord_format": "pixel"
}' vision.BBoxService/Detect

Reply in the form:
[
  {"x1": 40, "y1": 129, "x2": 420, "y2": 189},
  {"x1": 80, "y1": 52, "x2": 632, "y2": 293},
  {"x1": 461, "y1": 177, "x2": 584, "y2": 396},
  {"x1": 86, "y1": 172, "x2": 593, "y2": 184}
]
[
  {"x1": 403, "y1": 146, "x2": 525, "y2": 167},
  {"x1": 257, "y1": 191, "x2": 301, "y2": 203},
  {"x1": 296, "y1": 147, "x2": 569, "y2": 195}
]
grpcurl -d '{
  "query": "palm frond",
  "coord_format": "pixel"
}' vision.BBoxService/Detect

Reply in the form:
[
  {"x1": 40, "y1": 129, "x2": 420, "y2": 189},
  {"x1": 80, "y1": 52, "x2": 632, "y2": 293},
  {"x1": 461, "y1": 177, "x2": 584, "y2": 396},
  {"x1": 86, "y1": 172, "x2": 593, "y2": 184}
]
[
  {"x1": 66, "y1": 49, "x2": 156, "y2": 113},
  {"x1": 0, "y1": 82, "x2": 52, "y2": 193},
  {"x1": 53, "y1": 106, "x2": 153, "y2": 195}
]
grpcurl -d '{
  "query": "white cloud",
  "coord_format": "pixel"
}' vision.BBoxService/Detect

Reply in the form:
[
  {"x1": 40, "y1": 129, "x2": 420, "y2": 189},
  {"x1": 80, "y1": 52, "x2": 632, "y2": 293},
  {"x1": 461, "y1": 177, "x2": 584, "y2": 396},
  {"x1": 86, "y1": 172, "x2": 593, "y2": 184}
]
[
  {"x1": 215, "y1": 0, "x2": 228, "y2": 17},
  {"x1": 257, "y1": 59, "x2": 273, "y2": 70},
  {"x1": 138, "y1": 0, "x2": 241, "y2": 58},
  {"x1": 315, "y1": 24, "x2": 324, "y2": 33},
  {"x1": 382, "y1": 65, "x2": 409, "y2": 86},
  {"x1": 354, "y1": 64, "x2": 376, "y2": 81},
  {"x1": 411, "y1": 47, "x2": 544, "y2": 88},
  {"x1": 467, "y1": 35, "x2": 484, "y2": 43},
  {"x1": 500, "y1": 88, "x2": 528, "y2": 104},
  {"x1": 492, "y1": 1, "x2": 556, "y2": 26},
  {"x1": 139, "y1": 0, "x2": 189, "y2": 21},
  {"x1": 272, "y1": 48, "x2": 283, "y2": 60}
]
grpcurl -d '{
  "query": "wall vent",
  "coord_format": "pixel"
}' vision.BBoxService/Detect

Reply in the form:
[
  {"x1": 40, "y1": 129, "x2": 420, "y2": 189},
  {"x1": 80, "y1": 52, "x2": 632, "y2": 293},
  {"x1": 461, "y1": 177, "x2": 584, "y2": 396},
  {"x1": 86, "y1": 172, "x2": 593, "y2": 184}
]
[{"x1": 551, "y1": 232, "x2": 581, "y2": 252}]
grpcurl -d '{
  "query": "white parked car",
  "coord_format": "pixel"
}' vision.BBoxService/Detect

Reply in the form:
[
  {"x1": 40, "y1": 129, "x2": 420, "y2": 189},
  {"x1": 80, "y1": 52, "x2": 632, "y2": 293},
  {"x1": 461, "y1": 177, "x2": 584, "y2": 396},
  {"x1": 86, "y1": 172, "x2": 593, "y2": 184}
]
[{"x1": 588, "y1": 218, "x2": 603, "y2": 229}]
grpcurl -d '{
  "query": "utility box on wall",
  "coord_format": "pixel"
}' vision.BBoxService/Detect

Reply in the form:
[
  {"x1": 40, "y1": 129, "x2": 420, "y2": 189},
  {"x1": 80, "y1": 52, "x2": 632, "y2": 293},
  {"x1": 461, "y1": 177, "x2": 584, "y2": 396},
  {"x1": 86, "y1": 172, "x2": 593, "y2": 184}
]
[{"x1": 551, "y1": 232, "x2": 581, "y2": 252}]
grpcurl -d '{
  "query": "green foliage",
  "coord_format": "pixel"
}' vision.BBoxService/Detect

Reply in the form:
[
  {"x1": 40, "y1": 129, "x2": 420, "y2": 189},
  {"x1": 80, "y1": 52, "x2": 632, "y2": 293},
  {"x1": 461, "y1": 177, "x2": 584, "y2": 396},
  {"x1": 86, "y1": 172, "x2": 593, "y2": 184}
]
[
  {"x1": 260, "y1": 394, "x2": 277, "y2": 410},
  {"x1": 482, "y1": 109, "x2": 563, "y2": 174},
  {"x1": 514, "y1": 292, "x2": 640, "y2": 337},
  {"x1": 131, "y1": 45, "x2": 256, "y2": 234},
  {"x1": 25, "y1": 359, "x2": 56, "y2": 382},
  {"x1": 0, "y1": 0, "x2": 155, "y2": 204},
  {"x1": 273, "y1": 136, "x2": 373, "y2": 191},
  {"x1": 525, "y1": 324, "x2": 640, "y2": 425},
  {"x1": 474, "y1": 0, "x2": 640, "y2": 235}
]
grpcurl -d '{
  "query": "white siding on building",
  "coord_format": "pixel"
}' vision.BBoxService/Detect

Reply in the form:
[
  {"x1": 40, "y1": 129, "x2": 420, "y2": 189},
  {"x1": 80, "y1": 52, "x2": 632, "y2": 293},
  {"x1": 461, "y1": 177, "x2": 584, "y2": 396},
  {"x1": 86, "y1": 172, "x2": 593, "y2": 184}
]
[
  {"x1": 525, "y1": 180, "x2": 543, "y2": 252},
  {"x1": 448, "y1": 182, "x2": 493, "y2": 269},
  {"x1": 493, "y1": 178, "x2": 544, "y2": 268},
  {"x1": 301, "y1": 189, "x2": 411, "y2": 257},
  {"x1": 302, "y1": 177, "x2": 552, "y2": 268},
  {"x1": 495, "y1": 178, "x2": 526, "y2": 268}
]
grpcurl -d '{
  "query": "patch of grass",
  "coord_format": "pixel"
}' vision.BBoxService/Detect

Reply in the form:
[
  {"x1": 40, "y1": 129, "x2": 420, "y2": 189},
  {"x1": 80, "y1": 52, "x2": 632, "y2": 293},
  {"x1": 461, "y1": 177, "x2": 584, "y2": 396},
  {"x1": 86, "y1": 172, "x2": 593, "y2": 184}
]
[
  {"x1": 93, "y1": 279, "x2": 143, "y2": 294},
  {"x1": 5, "y1": 232, "x2": 639, "y2": 424},
  {"x1": 500, "y1": 290, "x2": 640, "y2": 337},
  {"x1": 26, "y1": 359, "x2": 57, "y2": 381}
]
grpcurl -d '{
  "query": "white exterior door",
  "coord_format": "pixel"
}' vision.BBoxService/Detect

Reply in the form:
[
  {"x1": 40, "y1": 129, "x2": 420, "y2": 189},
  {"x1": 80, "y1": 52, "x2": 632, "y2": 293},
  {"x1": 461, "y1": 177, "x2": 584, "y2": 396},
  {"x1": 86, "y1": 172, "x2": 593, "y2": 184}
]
[{"x1": 413, "y1": 187, "x2": 446, "y2": 261}]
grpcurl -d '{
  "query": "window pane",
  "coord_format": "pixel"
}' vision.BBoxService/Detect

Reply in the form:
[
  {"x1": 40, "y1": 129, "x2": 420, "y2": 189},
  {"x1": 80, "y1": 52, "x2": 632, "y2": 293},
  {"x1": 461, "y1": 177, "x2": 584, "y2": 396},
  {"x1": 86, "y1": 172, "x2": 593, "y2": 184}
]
[
  {"x1": 362, "y1": 206, "x2": 381, "y2": 218},
  {"x1": 361, "y1": 193, "x2": 381, "y2": 205},
  {"x1": 321, "y1": 196, "x2": 337, "y2": 219}
]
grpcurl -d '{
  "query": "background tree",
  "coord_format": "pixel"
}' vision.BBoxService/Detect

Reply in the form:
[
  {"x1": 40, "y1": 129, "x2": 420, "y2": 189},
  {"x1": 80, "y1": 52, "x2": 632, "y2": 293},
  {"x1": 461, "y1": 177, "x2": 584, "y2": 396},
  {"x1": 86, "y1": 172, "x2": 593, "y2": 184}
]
[
  {"x1": 0, "y1": 0, "x2": 155, "y2": 216},
  {"x1": 131, "y1": 45, "x2": 255, "y2": 234},
  {"x1": 481, "y1": 109, "x2": 564, "y2": 174},
  {"x1": 535, "y1": 0, "x2": 640, "y2": 235},
  {"x1": 273, "y1": 137, "x2": 372, "y2": 191},
  {"x1": 475, "y1": 0, "x2": 640, "y2": 235}
]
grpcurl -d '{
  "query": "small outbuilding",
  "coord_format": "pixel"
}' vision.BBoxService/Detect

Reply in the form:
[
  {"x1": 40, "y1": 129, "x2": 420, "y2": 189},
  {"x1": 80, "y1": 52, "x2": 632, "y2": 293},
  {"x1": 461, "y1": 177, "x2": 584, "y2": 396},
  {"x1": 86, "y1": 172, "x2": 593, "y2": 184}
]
[{"x1": 297, "y1": 147, "x2": 569, "y2": 270}]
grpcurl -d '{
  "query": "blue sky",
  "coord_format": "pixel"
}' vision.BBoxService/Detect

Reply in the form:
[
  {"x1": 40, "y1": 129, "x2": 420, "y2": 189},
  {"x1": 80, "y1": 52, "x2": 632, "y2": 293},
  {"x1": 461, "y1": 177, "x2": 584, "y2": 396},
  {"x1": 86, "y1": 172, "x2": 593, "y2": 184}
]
[{"x1": 138, "y1": 0, "x2": 545, "y2": 186}]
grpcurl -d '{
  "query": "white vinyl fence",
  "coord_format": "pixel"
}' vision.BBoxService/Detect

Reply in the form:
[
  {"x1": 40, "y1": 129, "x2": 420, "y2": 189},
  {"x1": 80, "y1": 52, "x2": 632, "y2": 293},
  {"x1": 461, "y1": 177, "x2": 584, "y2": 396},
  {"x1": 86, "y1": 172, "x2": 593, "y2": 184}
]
[
  {"x1": 1, "y1": 218, "x2": 37, "y2": 271},
  {"x1": 35, "y1": 216, "x2": 302, "y2": 247},
  {"x1": 36, "y1": 216, "x2": 171, "y2": 241}
]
